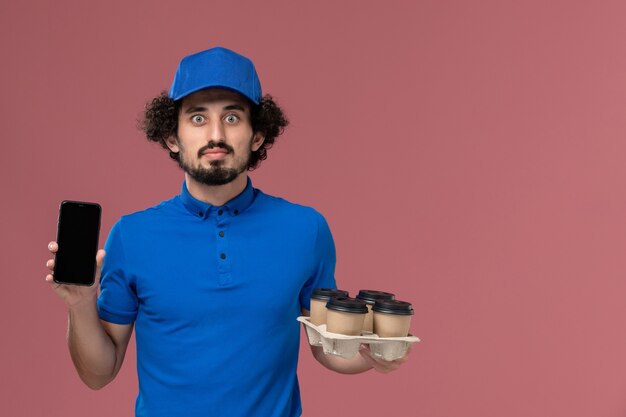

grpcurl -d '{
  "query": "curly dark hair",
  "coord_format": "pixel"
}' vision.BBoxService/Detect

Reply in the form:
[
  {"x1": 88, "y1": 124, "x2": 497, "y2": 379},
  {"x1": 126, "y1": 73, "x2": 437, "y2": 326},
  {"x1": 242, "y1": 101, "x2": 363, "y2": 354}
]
[{"x1": 139, "y1": 91, "x2": 289, "y2": 170}]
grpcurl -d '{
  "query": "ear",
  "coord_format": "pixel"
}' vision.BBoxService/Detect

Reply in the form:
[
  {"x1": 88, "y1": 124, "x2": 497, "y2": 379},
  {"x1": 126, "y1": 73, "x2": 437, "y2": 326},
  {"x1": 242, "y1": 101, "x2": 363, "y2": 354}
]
[
  {"x1": 251, "y1": 132, "x2": 265, "y2": 152},
  {"x1": 165, "y1": 135, "x2": 180, "y2": 154}
]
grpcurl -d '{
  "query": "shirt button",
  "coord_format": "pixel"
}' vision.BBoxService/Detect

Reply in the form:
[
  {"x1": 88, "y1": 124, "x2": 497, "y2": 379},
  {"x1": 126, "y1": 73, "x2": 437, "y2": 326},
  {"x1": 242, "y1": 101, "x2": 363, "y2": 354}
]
[
  {"x1": 234, "y1": 209, "x2": 239, "y2": 215},
  {"x1": 218, "y1": 209, "x2": 223, "y2": 215},
  {"x1": 218, "y1": 231, "x2": 225, "y2": 237},
  {"x1": 198, "y1": 211, "x2": 203, "y2": 217},
  {"x1": 220, "y1": 253, "x2": 226, "y2": 259}
]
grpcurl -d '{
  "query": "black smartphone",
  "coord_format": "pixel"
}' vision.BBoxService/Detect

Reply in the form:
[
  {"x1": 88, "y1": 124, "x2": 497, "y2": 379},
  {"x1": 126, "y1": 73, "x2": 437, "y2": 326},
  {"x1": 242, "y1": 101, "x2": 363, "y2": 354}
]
[{"x1": 53, "y1": 200, "x2": 102, "y2": 286}]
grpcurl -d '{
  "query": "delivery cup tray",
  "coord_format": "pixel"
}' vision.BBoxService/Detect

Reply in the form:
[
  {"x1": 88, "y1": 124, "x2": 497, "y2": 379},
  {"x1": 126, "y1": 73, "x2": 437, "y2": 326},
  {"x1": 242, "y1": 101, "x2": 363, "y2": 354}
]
[{"x1": 298, "y1": 316, "x2": 420, "y2": 361}]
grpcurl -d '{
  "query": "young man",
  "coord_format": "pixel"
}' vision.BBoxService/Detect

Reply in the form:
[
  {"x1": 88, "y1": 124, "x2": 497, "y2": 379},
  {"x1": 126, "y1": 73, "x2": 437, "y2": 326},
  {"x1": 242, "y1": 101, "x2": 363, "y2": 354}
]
[{"x1": 46, "y1": 46, "x2": 409, "y2": 417}]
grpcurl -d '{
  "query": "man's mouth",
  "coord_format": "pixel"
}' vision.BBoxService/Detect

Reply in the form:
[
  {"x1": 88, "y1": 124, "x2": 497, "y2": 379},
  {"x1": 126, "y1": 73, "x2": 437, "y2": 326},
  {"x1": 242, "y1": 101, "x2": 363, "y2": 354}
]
[
  {"x1": 202, "y1": 149, "x2": 229, "y2": 160},
  {"x1": 198, "y1": 141, "x2": 234, "y2": 160}
]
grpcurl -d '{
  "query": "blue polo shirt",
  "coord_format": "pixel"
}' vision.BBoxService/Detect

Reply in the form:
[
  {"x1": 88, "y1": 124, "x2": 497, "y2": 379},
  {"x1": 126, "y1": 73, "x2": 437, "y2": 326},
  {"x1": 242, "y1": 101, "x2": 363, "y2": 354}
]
[{"x1": 97, "y1": 178, "x2": 336, "y2": 417}]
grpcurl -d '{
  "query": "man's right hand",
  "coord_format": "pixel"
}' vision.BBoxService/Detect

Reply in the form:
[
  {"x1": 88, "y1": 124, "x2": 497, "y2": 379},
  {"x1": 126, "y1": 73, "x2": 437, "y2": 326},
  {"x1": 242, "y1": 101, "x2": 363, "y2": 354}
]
[
  {"x1": 45, "y1": 241, "x2": 133, "y2": 390},
  {"x1": 45, "y1": 241, "x2": 106, "y2": 309}
]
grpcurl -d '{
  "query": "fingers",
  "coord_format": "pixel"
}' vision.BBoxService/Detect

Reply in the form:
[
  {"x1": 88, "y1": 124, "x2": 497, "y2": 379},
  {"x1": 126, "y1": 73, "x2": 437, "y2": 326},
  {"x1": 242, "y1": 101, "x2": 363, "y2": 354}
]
[
  {"x1": 48, "y1": 241, "x2": 58, "y2": 253},
  {"x1": 94, "y1": 249, "x2": 106, "y2": 284},
  {"x1": 46, "y1": 242, "x2": 58, "y2": 273},
  {"x1": 358, "y1": 344, "x2": 407, "y2": 373},
  {"x1": 45, "y1": 272, "x2": 63, "y2": 294},
  {"x1": 44, "y1": 244, "x2": 58, "y2": 286},
  {"x1": 45, "y1": 241, "x2": 55, "y2": 283},
  {"x1": 96, "y1": 249, "x2": 106, "y2": 267},
  {"x1": 45, "y1": 240, "x2": 56, "y2": 280},
  {"x1": 359, "y1": 347, "x2": 393, "y2": 373}
]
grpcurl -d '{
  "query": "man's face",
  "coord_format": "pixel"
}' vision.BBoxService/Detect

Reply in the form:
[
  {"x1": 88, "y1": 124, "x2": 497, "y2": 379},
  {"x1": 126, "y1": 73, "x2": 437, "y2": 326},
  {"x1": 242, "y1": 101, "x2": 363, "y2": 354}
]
[{"x1": 167, "y1": 88, "x2": 264, "y2": 186}]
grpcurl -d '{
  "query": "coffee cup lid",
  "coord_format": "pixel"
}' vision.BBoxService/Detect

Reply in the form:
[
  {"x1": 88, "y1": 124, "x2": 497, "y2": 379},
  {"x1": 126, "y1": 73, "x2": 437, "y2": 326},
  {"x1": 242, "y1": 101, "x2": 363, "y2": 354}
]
[
  {"x1": 372, "y1": 299, "x2": 414, "y2": 315},
  {"x1": 312, "y1": 288, "x2": 349, "y2": 301},
  {"x1": 325, "y1": 297, "x2": 368, "y2": 314},
  {"x1": 356, "y1": 289, "x2": 395, "y2": 304}
]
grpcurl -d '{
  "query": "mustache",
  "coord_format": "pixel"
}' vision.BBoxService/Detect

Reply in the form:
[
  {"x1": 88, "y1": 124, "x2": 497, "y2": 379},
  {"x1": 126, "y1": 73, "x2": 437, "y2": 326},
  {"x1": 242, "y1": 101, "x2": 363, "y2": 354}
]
[{"x1": 197, "y1": 141, "x2": 234, "y2": 157}]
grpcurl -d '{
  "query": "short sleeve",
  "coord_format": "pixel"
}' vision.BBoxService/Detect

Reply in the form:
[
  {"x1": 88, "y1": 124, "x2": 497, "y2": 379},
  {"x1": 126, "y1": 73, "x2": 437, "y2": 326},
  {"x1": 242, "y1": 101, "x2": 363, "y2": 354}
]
[
  {"x1": 97, "y1": 219, "x2": 138, "y2": 324},
  {"x1": 299, "y1": 211, "x2": 337, "y2": 311}
]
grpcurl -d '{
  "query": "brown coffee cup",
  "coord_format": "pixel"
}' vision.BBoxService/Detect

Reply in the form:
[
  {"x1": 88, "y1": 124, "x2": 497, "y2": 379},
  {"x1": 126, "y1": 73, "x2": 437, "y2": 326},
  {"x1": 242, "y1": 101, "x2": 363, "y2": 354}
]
[
  {"x1": 325, "y1": 297, "x2": 368, "y2": 336},
  {"x1": 355, "y1": 290, "x2": 395, "y2": 333},
  {"x1": 310, "y1": 288, "x2": 349, "y2": 325},
  {"x1": 372, "y1": 299, "x2": 414, "y2": 337}
]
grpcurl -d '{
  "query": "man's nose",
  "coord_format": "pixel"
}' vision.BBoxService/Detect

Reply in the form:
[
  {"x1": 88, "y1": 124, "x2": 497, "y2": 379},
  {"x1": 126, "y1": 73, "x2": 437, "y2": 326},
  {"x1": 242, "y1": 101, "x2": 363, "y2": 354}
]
[{"x1": 209, "y1": 120, "x2": 226, "y2": 141}]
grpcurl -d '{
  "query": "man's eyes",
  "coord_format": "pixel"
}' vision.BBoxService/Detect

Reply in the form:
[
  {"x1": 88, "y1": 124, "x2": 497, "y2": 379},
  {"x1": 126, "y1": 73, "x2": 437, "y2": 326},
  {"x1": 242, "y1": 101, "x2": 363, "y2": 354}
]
[
  {"x1": 191, "y1": 115, "x2": 205, "y2": 124},
  {"x1": 224, "y1": 114, "x2": 239, "y2": 124},
  {"x1": 190, "y1": 114, "x2": 240, "y2": 124}
]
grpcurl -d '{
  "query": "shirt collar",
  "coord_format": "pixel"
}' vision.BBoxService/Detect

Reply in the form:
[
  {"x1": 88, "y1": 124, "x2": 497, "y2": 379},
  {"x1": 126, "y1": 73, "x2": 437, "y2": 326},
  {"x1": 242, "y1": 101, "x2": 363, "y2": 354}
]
[{"x1": 179, "y1": 177, "x2": 256, "y2": 218}]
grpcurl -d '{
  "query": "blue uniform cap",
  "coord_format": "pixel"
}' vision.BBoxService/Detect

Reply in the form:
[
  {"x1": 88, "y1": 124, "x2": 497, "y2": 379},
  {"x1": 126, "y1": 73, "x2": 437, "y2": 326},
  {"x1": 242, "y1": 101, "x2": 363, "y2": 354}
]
[{"x1": 169, "y1": 46, "x2": 262, "y2": 104}]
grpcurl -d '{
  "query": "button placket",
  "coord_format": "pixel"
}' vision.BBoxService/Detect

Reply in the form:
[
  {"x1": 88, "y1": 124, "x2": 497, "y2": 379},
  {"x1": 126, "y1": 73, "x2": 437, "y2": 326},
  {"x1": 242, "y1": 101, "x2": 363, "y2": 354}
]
[{"x1": 215, "y1": 207, "x2": 232, "y2": 285}]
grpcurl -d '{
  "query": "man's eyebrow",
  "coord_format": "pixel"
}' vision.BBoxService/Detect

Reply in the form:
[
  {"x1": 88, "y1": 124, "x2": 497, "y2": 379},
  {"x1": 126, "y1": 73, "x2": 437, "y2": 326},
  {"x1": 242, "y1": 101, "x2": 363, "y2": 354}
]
[
  {"x1": 223, "y1": 104, "x2": 246, "y2": 112},
  {"x1": 184, "y1": 106, "x2": 207, "y2": 114},
  {"x1": 183, "y1": 104, "x2": 247, "y2": 114}
]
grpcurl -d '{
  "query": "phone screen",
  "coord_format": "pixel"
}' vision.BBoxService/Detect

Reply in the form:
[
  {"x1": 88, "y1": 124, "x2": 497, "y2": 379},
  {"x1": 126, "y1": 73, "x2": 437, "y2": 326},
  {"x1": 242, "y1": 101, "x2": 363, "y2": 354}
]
[{"x1": 54, "y1": 201, "x2": 102, "y2": 286}]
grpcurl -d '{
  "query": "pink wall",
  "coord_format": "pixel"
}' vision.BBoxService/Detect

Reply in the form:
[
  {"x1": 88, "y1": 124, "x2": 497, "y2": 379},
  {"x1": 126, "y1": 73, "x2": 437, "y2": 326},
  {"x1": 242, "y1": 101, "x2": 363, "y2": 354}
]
[{"x1": 3, "y1": 0, "x2": 626, "y2": 415}]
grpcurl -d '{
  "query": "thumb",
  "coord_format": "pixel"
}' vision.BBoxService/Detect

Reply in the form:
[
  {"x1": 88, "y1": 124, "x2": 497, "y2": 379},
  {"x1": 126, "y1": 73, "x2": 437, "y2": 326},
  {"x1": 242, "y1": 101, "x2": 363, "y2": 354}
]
[{"x1": 94, "y1": 249, "x2": 106, "y2": 285}]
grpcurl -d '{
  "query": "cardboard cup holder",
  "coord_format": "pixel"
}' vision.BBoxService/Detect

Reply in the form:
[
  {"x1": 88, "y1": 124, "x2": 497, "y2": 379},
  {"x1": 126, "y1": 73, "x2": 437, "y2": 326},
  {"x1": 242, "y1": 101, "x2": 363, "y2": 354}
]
[{"x1": 298, "y1": 316, "x2": 420, "y2": 361}]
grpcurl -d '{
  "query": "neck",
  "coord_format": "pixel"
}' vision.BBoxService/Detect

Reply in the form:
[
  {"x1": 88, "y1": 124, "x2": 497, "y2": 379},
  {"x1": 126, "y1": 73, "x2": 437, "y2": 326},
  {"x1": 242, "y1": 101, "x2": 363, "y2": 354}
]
[{"x1": 185, "y1": 173, "x2": 248, "y2": 206}]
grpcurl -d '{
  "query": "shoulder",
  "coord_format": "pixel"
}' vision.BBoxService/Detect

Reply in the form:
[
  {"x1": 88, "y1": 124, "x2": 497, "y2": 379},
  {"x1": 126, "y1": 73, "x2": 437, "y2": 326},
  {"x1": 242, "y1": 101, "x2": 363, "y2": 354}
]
[
  {"x1": 111, "y1": 195, "x2": 184, "y2": 232},
  {"x1": 254, "y1": 190, "x2": 329, "y2": 225}
]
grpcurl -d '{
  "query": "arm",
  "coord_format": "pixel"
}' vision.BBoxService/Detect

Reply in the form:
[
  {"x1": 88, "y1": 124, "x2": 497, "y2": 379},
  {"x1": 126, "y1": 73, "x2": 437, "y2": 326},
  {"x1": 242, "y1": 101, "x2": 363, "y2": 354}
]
[
  {"x1": 67, "y1": 302, "x2": 134, "y2": 389},
  {"x1": 302, "y1": 309, "x2": 410, "y2": 374},
  {"x1": 302, "y1": 214, "x2": 410, "y2": 373},
  {"x1": 46, "y1": 242, "x2": 134, "y2": 390}
]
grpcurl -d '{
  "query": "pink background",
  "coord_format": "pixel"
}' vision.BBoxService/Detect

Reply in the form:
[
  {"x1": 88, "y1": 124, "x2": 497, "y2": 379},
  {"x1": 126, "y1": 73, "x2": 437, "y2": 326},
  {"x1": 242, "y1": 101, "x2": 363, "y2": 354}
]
[{"x1": 2, "y1": 0, "x2": 626, "y2": 415}]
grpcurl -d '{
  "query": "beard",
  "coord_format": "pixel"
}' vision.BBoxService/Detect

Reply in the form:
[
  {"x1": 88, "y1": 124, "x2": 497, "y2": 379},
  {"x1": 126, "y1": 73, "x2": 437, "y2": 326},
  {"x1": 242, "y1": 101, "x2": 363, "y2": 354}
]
[{"x1": 176, "y1": 139, "x2": 251, "y2": 186}]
